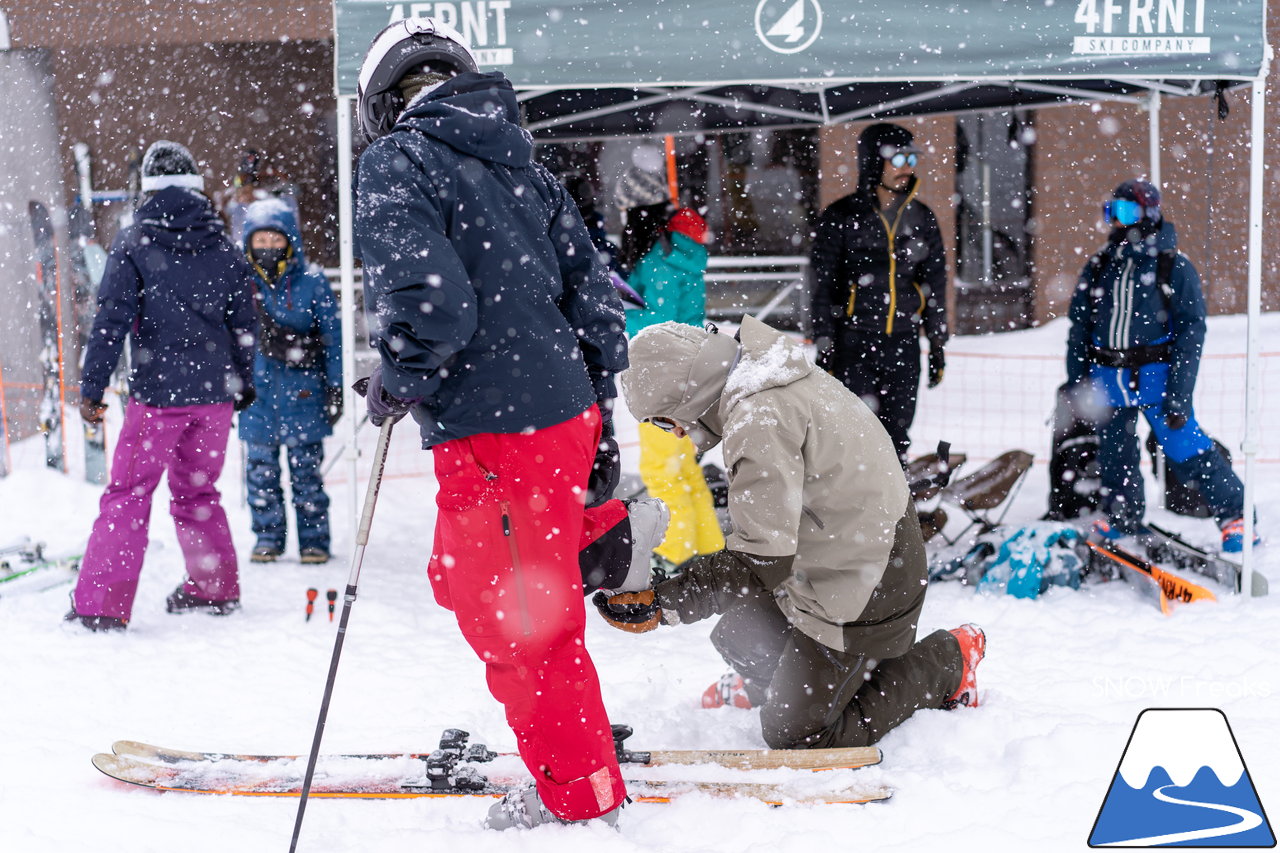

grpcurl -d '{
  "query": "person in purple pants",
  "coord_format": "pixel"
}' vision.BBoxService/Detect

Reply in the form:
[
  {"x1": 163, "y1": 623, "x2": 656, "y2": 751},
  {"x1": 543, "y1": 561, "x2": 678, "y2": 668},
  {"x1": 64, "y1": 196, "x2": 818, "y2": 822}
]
[{"x1": 67, "y1": 141, "x2": 258, "y2": 632}]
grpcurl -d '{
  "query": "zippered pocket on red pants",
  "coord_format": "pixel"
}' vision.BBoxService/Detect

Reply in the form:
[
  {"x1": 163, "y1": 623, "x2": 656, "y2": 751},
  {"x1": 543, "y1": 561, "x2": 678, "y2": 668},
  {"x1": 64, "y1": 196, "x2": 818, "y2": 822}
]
[{"x1": 499, "y1": 499, "x2": 535, "y2": 638}]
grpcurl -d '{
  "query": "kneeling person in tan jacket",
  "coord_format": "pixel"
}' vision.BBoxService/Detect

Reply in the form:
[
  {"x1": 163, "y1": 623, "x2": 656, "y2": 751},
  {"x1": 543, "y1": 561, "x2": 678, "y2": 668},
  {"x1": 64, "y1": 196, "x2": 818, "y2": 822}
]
[{"x1": 602, "y1": 317, "x2": 984, "y2": 749}]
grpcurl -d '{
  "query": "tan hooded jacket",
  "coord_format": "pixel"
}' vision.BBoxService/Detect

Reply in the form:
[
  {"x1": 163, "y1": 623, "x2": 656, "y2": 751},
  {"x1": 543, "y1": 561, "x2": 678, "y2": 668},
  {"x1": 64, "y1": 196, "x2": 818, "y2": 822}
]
[{"x1": 621, "y1": 317, "x2": 925, "y2": 656}]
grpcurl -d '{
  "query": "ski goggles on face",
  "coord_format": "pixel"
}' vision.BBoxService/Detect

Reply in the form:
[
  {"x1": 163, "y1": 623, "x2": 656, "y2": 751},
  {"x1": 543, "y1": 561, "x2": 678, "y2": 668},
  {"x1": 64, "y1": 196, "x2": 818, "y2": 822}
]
[
  {"x1": 886, "y1": 151, "x2": 919, "y2": 169},
  {"x1": 1103, "y1": 198, "x2": 1144, "y2": 226}
]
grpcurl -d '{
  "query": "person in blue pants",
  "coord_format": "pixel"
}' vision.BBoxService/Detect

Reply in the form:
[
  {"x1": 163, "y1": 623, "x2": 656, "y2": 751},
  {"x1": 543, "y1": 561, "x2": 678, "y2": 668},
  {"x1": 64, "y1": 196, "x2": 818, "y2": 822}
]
[
  {"x1": 237, "y1": 199, "x2": 343, "y2": 563},
  {"x1": 1066, "y1": 180, "x2": 1255, "y2": 553}
]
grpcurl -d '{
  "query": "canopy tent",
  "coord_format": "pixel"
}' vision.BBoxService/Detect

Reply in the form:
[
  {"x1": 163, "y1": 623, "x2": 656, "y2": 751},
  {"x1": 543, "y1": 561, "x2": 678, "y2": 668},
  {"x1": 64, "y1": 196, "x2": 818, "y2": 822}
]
[{"x1": 329, "y1": 0, "x2": 1269, "y2": 589}]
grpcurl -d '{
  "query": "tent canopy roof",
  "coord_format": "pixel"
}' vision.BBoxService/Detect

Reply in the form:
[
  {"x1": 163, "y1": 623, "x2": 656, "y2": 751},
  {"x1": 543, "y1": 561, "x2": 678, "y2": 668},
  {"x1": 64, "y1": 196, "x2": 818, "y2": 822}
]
[{"x1": 335, "y1": 1, "x2": 1266, "y2": 137}]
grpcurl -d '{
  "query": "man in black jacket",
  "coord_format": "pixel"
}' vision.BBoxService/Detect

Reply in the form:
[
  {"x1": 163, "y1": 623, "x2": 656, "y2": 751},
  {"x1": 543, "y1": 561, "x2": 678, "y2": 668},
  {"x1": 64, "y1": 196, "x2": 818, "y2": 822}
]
[{"x1": 810, "y1": 122, "x2": 949, "y2": 462}]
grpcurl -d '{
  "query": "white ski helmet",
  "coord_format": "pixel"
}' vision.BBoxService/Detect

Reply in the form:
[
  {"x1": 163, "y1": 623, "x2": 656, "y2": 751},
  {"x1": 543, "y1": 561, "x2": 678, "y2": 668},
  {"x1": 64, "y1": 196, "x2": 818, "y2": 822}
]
[{"x1": 357, "y1": 17, "x2": 479, "y2": 142}]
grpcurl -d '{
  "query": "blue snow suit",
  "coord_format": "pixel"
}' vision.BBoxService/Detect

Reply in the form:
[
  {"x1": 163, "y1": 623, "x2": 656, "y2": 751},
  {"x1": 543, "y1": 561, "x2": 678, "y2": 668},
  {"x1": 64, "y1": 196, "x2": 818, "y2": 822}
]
[
  {"x1": 1066, "y1": 219, "x2": 1242, "y2": 530},
  {"x1": 81, "y1": 187, "x2": 256, "y2": 407},
  {"x1": 355, "y1": 71, "x2": 628, "y2": 447},
  {"x1": 236, "y1": 200, "x2": 342, "y2": 553}
]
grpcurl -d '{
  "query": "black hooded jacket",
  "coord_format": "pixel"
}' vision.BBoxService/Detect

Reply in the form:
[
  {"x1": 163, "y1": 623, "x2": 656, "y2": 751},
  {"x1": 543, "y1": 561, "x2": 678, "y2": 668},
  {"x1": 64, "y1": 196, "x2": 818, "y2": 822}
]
[
  {"x1": 355, "y1": 71, "x2": 628, "y2": 447},
  {"x1": 809, "y1": 125, "x2": 948, "y2": 343}
]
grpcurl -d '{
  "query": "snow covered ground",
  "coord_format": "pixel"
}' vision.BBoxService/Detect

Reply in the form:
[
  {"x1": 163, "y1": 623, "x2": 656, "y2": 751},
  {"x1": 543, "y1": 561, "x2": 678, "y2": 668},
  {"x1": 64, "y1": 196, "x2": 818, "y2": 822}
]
[{"x1": 3, "y1": 313, "x2": 1277, "y2": 852}]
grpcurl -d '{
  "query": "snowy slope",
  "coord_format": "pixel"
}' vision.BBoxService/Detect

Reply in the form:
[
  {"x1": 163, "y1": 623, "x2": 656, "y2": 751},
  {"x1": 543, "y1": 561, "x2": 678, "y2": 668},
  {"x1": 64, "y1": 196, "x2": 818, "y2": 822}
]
[{"x1": 2, "y1": 313, "x2": 1277, "y2": 853}]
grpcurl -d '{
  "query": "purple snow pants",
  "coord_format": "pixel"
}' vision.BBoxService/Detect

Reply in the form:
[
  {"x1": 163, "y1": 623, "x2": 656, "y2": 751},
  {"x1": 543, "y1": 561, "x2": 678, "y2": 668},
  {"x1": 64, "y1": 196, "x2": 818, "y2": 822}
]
[{"x1": 72, "y1": 400, "x2": 239, "y2": 621}]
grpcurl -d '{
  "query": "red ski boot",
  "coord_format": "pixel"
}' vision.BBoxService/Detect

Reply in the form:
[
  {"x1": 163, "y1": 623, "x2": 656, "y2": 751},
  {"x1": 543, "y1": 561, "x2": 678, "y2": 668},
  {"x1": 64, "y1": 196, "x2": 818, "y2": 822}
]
[
  {"x1": 701, "y1": 671, "x2": 753, "y2": 709},
  {"x1": 944, "y1": 624, "x2": 985, "y2": 709}
]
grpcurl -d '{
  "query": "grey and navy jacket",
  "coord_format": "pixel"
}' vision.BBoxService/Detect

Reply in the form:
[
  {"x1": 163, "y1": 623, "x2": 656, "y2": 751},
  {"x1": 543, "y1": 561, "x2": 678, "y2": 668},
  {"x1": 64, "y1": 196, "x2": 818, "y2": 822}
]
[
  {"x1": 1066, "y1": 219, "x2": 1206, "y2": 414},
  {"x1": 81, "y1": 187, "x2": 257, "y2": 407},
  {"x1": 355, "y1": 71, "x2": 628, "y2": 446},
  {"x1": 809, "y1": 176, "x2": 948, "y2": 343}
]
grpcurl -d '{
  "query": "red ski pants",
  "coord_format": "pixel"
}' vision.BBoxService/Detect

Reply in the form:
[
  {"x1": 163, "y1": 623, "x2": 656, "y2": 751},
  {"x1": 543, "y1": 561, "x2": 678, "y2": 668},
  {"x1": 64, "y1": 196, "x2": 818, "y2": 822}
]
[{"x1": 427, "y1": 405, "x2": 627, "y2": 819}]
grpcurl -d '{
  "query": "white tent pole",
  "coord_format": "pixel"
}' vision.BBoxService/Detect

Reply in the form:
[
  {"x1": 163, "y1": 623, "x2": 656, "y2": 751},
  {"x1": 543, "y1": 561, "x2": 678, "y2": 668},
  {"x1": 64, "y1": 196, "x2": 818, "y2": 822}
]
[
  {"x1": 337, "y1": 94, "x2": 359, "y2": 545},
  {"x1": 1241, "y1": 72, "x2": 1265, "y2": 598},
  {"x1": 1147, "y1": 91, "x2": 1161, "y2": 187}
]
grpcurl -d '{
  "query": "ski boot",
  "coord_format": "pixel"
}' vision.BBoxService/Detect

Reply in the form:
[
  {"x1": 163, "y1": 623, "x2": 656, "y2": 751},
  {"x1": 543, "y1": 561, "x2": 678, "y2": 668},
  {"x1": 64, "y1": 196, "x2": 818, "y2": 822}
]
[
  {"x1": 943, "y1": 623, "x2": 986, "y2": 709},
  {"x1": 701, "y1": 670, "x2": 753, "y2": 709},
  {"x1": 484, "y1": 783, "x2": 623, "y2": 830}
]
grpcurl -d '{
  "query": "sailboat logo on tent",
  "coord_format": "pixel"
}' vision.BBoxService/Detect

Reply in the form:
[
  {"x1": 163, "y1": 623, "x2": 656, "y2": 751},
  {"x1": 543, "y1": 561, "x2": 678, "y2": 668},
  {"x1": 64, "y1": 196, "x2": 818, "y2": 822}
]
[
  {"x1": 1089, "y1": 708, "x2": 1275, "y2": 847},
  {"x1": 755, "y1": 0, "x2": 822, "y2": 54}
]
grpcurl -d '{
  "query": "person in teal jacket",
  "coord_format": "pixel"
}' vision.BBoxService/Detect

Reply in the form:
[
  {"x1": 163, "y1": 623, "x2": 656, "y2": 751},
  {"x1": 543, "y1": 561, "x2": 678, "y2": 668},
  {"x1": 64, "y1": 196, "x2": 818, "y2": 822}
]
[
  {"x1": 237, "y1": 198, "x2": 343, "y2": 564},
  {"x1": 625, "y1": 208, "x2": 725, "y2": 567},
  {"x1": 625, "y1": 208, "x2": 711, "y2": 336}
]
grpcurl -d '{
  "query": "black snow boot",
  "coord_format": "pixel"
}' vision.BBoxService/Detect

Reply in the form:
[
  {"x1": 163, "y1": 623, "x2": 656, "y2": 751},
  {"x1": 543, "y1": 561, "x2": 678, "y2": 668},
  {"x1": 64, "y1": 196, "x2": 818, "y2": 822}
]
[
  {"x1": 64, "y1": 609, "x2": 127, "y2": 633},
  {"x1": 165, "y1": 586, "x2": 241, "y2": 616}
]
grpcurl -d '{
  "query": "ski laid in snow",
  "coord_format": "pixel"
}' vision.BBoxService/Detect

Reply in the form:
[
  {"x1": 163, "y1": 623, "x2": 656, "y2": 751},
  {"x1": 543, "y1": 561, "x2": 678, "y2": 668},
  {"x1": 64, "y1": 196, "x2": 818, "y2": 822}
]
[
  {"x1": 1085, "y1": 539, "x2": 1216, "y2": 616},
  {"x1": 108, "y1": 736, "x2": 882, "y2": 774},
  {"x1": 94, "y1": 729, "x2": 889, "y2": 806},
  {"x1": 0, "y1": 542, "x2": 81, "y2": 595},
  {"x1": 1145, "y1": 523, "x2": 1268, "y2": 597},
  {"x1": 91, "y1": 752, "x2": 890, "y2": 805}
]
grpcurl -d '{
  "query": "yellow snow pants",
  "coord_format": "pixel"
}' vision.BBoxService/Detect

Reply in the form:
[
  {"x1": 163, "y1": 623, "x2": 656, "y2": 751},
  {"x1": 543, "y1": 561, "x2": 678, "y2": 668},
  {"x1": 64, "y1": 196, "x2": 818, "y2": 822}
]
[{"x1": 637, "y1": 422, "x2": 725, "y2": 565}]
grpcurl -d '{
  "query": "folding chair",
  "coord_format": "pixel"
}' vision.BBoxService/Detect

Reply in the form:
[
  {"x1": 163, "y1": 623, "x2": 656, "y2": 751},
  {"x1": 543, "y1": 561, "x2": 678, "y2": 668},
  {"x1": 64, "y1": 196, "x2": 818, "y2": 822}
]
[
  {"x1": 936, "y1": 450, "x2": 1034, "y2": 545},
  {"x1": 907, "y1": 441, "x2": 966, "y2": 542}
]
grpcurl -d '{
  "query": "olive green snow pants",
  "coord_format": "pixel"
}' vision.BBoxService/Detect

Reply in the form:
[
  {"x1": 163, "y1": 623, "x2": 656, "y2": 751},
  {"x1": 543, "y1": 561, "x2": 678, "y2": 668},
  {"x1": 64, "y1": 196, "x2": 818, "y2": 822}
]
[{"x1": 711, "y1": 595, "x2": 962, "y2": 749}]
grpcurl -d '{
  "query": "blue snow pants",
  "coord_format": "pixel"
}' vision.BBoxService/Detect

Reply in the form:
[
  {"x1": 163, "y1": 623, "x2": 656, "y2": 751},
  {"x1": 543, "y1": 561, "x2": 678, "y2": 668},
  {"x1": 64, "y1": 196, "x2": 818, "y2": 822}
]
[
  {"x1": 245, "y1": 441, "x2": 330, "y2": 552},
  {"x1": 1091, "y1": 363, "x2": 1243, "y2": 531}
]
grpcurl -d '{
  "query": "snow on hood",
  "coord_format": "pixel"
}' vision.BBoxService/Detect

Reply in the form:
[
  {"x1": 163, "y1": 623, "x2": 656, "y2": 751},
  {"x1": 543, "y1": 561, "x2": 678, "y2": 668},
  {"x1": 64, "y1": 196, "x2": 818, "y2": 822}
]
[
  {"x1": 241, "y1": 197, "x2": 305, "y2": 264},
  {"x1": 393, "y1": 71, "x2": 532, "y2": 168},
  {"x1": 722, "y1": 316, "x2": 815, "y2": 407}
]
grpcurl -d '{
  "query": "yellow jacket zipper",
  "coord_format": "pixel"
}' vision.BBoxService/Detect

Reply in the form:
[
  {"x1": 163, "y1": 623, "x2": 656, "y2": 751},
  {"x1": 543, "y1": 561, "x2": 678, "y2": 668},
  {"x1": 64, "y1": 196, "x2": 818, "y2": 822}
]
[{"x1": 847, "y1": 182, "x2": 921, "y2": 336}]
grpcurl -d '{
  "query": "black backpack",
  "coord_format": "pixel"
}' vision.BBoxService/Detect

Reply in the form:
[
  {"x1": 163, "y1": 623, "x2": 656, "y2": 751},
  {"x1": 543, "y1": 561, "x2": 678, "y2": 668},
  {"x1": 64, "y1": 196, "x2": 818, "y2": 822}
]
[{"x1": 1045, "y1": 382, "x2": 1101, "y2": 520}]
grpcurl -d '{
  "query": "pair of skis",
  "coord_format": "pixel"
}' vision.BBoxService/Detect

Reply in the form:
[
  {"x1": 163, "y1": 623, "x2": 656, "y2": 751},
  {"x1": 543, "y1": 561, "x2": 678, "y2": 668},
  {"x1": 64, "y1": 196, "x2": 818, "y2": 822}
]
[
  {"x1": 0, "y1": 537, "x2": 81, "y2": 596},
  {"x1": 93, "y1": 727, "x2": 891, "y2": 806},
  {"x1": 1086, "y1": 524, "x2": 1265, "y2": 615}
]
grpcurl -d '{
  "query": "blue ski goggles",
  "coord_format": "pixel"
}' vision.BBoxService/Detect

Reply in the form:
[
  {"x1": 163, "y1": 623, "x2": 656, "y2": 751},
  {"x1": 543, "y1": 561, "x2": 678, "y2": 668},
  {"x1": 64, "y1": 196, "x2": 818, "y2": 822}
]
[
  {"x1": 886, "y1": 151, "x2": 919, "y2": 169},
  {"x1": 1103, "y1": 198, "x2": 1146, "y2": 226}
]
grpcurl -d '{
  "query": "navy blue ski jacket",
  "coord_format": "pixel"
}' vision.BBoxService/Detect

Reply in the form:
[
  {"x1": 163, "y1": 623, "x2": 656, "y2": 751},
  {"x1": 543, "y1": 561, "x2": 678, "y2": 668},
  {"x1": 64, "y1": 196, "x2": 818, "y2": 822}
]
[
  {"x1": 81, "y1": 187, "x2": 257, "y2": 407},
  {"x1": 355, "y1": 71, "x2": 627, "y2": 447},
  {"x1": 237, "y1": 199, "x2": 343, "y2": 446},
  {"x1": 1066, "y1": 219, "x2": 1206, "y2": 414}
]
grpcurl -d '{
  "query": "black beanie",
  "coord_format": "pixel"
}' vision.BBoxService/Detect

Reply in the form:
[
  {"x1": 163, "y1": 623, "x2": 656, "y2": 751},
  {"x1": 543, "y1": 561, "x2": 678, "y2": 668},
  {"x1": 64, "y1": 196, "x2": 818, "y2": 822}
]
[{"x1": 140, "y1": 140, "x2": 204, "y2": 193}]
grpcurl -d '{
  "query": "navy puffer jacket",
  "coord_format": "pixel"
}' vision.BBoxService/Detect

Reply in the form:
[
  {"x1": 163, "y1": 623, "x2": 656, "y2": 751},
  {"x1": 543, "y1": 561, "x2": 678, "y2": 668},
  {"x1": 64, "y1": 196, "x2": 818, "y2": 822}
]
[
  {"x1": 237, "y1": 199, "x2": 342, "y2": 446},
  {"x1": 355, "y1": 71, "x2": 627, "y2": 447},
  {"x1": 81, "y1": 187, "x2": 257, "y2": 407}
]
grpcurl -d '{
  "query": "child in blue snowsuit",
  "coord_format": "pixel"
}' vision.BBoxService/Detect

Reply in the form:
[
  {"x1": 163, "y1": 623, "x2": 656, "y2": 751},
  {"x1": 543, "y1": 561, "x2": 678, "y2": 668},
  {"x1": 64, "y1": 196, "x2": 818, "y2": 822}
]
[
  {"x1": 237, "y1": 200, "x2": 343, "y2": 563},
  {"x1": 1066, "y1": 180, "x2": 1253, "y2": 552}
]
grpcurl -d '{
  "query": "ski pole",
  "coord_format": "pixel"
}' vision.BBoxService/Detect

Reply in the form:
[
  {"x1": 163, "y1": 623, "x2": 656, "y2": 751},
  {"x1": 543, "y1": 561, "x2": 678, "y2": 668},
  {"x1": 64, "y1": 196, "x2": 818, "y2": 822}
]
[{"x1": 289, "y1": 417, "x2": 394, "y2": 852}]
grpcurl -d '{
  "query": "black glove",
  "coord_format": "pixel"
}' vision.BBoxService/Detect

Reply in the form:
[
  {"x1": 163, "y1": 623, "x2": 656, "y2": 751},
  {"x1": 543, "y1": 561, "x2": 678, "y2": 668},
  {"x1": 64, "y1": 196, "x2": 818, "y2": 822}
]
[
  {"x1": 233, "y1": 386, "x2": 256, "y2": 412},
  {"x1": 585, "y1": 419, "x2": 621, "y2": 508},
  {"x1": 1164, "y1": 407, "x2": 1188, "y2": 431},
  {"x1": 927, "y1": 343, "x2": 945, "y2": 388},
  {"x1": 325, "y1": 387, "x2": 344, "y2": 427},
  {"x1": 592, "y1": 589, "x2": 662, "y2": 633},
  {"x1": 80, "y1": 398, "x2": 106, "y2": 425},
  {"x1": 356, "y1": 366, "x2": 417, "y2": 427}
]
